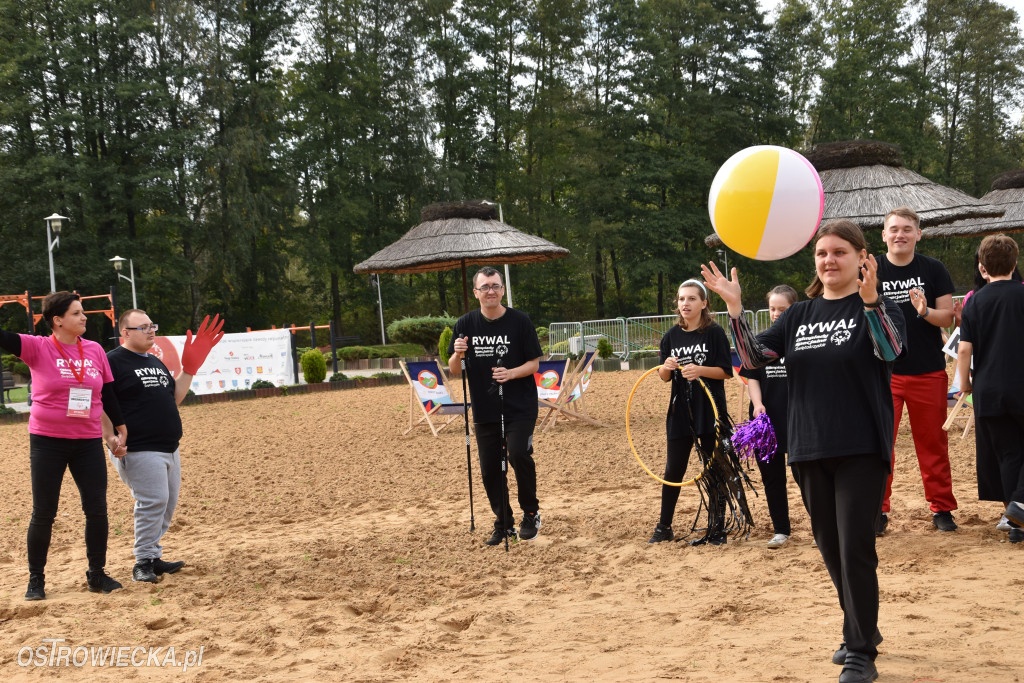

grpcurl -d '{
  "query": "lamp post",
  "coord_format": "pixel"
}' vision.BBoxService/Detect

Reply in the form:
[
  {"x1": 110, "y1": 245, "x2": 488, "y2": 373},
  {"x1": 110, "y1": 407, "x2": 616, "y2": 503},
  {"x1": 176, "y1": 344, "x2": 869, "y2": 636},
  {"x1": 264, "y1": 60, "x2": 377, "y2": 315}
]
[
  {"x1": 716, "y1": 248, "x2": 730, "y2": 276},
  {"x1": 44, "y1": 213, "x2": 67, "y2": 293},
  {"x1": 371, "y1": 274, "x2": 386, "y2": 345},
  {"x1": 109, "y1": 255, "x2": 137, "y2": 308}
]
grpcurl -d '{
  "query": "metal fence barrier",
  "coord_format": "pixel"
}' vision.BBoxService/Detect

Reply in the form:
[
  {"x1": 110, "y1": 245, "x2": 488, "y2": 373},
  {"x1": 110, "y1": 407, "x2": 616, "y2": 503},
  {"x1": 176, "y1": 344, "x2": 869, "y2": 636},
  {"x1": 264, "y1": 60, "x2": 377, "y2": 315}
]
[{"x1": 549, "y1": 310, "x2": 755, "y2": 359}]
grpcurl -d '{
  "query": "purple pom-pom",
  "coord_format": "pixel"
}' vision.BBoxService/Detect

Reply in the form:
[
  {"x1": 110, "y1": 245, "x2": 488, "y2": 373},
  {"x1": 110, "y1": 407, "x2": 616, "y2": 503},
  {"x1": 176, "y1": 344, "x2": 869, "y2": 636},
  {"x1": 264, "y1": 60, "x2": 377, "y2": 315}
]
[{"x1": 732, "y1": 413, "x2": 778, "y2": 463}]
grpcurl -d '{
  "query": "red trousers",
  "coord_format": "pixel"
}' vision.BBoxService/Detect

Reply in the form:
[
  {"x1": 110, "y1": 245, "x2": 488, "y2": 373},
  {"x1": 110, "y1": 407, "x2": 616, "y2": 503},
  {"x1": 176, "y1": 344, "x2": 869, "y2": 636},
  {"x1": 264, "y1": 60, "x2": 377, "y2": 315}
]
[{"x1": 883, "y1": 371, "x2": 957, "y2": 514}]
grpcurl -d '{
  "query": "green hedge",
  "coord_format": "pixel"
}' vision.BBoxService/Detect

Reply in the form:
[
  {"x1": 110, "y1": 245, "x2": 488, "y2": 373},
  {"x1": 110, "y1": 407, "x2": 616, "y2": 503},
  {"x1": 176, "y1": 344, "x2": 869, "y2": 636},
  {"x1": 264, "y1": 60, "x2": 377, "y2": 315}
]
[{"x1": 386, "y1": 315, "x2": 458, "y2": 352}]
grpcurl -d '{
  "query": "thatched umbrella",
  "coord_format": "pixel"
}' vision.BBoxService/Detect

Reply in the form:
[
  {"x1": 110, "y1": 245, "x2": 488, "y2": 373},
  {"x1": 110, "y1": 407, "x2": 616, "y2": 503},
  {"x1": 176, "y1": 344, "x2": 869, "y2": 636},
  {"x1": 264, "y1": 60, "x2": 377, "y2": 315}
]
[
  {"x1": 353, "y1": 200, "x2": 570, "y2": 312},
  {"x1": 922, "y1": 170, "x2": 1024, "y2": 239},
  {"x1": 705, "y1": 140, "x2": 1005, "y2": 249}
]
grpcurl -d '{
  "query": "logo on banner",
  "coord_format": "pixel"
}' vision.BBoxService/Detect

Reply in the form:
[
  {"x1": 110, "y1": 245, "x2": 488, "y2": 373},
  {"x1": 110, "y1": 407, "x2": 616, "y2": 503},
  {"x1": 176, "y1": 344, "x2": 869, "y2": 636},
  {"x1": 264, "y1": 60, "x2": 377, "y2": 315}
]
[
  {"x1": 218, "y1": 380, "x2": 225, "y2": 388},
  {"x1": 246, "y1": 367, "x2": 253, "y2": 374},
  {"x1": 417, "y1": 370, "x2": 438, "y2": 389},
  {"x1": 539, "y1": 370, "x2": 559, "y2": 389},
  {"x1": 232, "y1": 380, "x2": 238, "y2": 387},
  {"x1": 257, "y1": 366, "x2": 263, "y2": 373},
  {"x1": 234, "y1": 367, "x2": 242, "y2": 375}
]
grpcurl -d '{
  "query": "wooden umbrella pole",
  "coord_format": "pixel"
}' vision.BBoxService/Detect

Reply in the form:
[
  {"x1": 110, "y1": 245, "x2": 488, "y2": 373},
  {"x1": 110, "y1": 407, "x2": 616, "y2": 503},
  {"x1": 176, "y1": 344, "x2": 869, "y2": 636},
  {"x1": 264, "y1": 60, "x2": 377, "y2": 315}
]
[{"x1": 461, "y1": 259, "x2": 469, "y2": 313}]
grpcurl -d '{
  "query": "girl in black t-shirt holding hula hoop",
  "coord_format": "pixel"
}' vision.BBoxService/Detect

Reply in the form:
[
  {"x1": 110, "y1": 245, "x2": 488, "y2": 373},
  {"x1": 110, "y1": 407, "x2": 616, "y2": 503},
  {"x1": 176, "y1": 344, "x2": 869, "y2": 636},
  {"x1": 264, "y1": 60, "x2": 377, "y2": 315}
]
[
  {"x1": 703, "y1": 220, "x2": 905, "y2": 683},
  {"x1": 648, "y1": 279, "x2": 734, "y2": 545}
]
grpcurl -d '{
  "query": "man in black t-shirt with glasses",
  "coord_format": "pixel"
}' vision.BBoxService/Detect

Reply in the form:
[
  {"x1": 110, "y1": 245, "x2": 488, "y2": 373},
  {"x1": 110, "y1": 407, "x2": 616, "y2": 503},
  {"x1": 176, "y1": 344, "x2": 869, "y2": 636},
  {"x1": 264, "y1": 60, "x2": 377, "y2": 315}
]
[
  {"x1": 103, "y1": 309, "x2": 224, "y2": 582},
  {"x1": 448, "y1": 267, "x2": 543, "y2": 546},
  {"x1": 876, "y1": 206, "x2": 958, "y2": 535}
]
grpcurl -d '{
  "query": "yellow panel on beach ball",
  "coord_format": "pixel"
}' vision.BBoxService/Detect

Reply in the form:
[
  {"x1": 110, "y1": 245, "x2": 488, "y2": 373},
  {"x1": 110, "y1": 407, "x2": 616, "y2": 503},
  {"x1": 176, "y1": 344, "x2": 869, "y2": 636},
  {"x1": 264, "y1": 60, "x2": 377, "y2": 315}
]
[{"x1": 713, "y1": 148, "x2": 779, "y2": 259}]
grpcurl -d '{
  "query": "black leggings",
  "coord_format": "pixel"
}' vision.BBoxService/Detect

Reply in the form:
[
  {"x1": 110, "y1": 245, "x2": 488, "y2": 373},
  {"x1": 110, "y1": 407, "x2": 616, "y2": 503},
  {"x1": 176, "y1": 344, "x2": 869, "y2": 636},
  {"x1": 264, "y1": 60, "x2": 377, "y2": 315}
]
[
  {"x1": 756, "y1": 450, "x2": 792, "y2": 536},
  {"x1": 659, "y1": 434, "x2": 714, "y2": 527},
  {"x1": 27, "y1": 434, "x2": 109, "y2": 574},
  {"x1": 474, "y1": 419, "x2": 539, "y2": 531}
]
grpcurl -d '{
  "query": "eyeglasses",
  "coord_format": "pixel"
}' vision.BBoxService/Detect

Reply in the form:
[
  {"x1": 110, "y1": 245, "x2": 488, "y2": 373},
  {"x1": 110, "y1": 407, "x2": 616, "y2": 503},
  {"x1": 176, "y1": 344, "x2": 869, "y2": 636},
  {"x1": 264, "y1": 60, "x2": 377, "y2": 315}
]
[
  {"x1": 474, "y1": 284, "x2": 504, "y2": 293},
  {"x1": 125, "y1": 324, "x2": 159, "y2": 333}
]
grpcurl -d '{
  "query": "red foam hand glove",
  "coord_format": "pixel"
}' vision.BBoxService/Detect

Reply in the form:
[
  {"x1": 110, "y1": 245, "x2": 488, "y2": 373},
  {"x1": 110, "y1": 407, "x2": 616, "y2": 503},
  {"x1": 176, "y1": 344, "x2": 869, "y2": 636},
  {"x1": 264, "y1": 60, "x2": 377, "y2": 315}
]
[{"x1": 181, "y1": 314, "x2": 226, "y2": 375}]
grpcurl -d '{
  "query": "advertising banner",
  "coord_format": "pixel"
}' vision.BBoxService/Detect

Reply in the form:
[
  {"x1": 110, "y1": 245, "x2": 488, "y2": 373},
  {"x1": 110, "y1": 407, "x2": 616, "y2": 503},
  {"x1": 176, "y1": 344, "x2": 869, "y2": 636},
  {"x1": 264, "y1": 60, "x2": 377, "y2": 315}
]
[{"x1": 149, "y1": 329, "x2": 295, "y2": 394}]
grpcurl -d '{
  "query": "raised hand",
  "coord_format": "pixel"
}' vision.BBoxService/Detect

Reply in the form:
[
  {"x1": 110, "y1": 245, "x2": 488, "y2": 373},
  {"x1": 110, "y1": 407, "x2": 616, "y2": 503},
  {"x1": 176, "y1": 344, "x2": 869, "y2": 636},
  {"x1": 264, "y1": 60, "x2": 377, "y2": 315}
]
[
  {"x1": 858, "y1": 255, "x2": 880, "y2": 304},
  {"x1": 700, "y1": 261, "x2": 743, "y2": 316},
  {"x1": 181, "y1": 314, "x2": 226, "y2": 375}
]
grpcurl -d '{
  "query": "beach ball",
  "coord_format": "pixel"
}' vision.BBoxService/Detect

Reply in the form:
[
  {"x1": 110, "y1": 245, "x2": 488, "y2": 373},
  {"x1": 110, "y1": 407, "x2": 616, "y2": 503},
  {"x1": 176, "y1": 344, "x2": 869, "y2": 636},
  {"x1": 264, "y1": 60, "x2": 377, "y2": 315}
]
[{"x1": 708, "y1": 146, "x2": 824, "y2": 261}]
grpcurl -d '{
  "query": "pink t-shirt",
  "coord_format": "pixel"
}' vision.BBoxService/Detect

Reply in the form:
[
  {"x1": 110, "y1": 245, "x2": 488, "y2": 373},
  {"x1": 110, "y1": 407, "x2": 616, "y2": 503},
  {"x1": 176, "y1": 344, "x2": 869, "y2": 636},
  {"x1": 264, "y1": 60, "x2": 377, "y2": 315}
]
[{"x1": 19, "y1": 334, "x2": 114, "y2": 438}]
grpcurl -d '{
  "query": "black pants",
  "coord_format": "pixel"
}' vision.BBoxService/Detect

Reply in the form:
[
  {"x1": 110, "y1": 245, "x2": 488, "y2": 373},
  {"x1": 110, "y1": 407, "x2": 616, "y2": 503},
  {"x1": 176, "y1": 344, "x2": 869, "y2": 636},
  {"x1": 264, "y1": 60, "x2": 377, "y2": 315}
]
[
  {"x1": 791, "y1": 454, "x2": 888, "y2": 659},
  {"x1": 474, "y1": 419, "x2": 539, "y2": 531},
  {"x1": 659, "y1": 434, "x2": 714, "y2": 527},
  {"x1": 27, "y1": 434, "x2": 109, "y2": 574},
  {"x1": 975, "y1": 413, "x2": 1024, "y2": 503},
  {"x1": 756, "y1": 451, "x2": 792, "y2": 536}
]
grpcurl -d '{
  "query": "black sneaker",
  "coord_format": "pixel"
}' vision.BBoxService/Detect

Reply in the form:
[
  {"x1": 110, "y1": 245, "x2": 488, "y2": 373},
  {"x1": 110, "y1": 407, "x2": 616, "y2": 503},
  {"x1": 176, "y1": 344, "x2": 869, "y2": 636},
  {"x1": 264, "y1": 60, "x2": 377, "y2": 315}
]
[
  {"x1": 132, "y1": 559, "x2": 159, "y2": 583},
  {"x1": 932, "y1": 511, "x2": 957, "y2": 532},
  {"x1": 484, "y1": 528, "x2": 517, "y2": 546},
  {"x1": 25, "y1": 573, "x2": 45, "y2": 601},
  {"x1": 1010, "y1": 528, "x2": 1023, "y2": 544},
  {"x1": 86, "y1": 569, "x2": 123, "y2": 594},
  {"x1": 152, "y1": 558, "x2": 185, "y2": 575},
  {"x1": 519, "y1": 512, "x2": 541, "y2": 541},
  {"x1": 833, "y1": 629, "x2": 883, "y2": 665},
  {"x1": 875, "y1": 513, "x2": 888, "y2": 537},
  {"x1": 648, "y1": 523, "x2": 674, "y2": 544},
  {"x1": 839, "y1": 651, "x2": 878, "y2": 683}
]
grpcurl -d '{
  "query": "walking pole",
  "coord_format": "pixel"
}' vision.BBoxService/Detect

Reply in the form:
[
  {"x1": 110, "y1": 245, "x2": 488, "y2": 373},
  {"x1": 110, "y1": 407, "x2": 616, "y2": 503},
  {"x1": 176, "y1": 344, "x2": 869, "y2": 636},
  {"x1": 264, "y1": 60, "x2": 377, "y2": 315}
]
[
  {"x1": 496, "y1": 358, "x2": 511, "y2": 552},
  {"x1": 458, "y1": 334, "x2": 475, "y2": 532}
]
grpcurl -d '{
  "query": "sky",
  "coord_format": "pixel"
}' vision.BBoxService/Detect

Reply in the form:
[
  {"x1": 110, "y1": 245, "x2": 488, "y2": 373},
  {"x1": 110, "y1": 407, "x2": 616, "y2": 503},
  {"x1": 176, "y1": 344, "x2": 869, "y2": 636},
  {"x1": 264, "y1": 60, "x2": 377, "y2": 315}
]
[{"x1": 758, "y1": 0, "x2": 1024, "y2": 28}]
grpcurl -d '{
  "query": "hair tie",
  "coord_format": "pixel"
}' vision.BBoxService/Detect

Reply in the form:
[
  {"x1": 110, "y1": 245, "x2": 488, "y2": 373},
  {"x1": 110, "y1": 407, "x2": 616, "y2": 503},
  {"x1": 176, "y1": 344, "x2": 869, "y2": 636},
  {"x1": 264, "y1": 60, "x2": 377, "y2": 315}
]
[{"x1": 680, "y1": 279, "x2": 708, "y2": 298}]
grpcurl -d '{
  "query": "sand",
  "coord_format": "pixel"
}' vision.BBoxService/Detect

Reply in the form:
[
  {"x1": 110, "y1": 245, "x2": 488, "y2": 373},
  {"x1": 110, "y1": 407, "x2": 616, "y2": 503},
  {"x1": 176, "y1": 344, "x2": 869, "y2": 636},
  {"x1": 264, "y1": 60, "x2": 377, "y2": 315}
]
[{"x1": 0, "y1": 368, "x2": 1020, "y2": 682}]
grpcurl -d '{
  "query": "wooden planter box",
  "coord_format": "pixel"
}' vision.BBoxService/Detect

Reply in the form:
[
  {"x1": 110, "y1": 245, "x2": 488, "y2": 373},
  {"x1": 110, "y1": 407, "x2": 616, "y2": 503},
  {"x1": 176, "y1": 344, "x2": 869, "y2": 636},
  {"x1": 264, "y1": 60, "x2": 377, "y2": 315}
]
[
  {"x1": 254, "y1": 387, "x2": 282, "y2": 398},
  {"x1": 357, "y1": 359, "x2": 370, "y2": 370},
  {"x1": 381, "y1": 358, "x2": 396, "y2": 369}
]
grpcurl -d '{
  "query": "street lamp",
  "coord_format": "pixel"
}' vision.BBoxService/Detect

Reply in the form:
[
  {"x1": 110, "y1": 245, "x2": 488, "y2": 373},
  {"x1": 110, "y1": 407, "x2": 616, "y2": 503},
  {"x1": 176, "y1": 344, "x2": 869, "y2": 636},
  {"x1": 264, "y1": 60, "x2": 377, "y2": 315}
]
[
  {"x1": 109, "y1": 256, "x2": 137, "y2": 308},
  {"x1": 716, "y1": 248, "x2": 730, "y2": 276},
  {"x1": 44, "y1": 213, "x2": 67, "y2": 292}
]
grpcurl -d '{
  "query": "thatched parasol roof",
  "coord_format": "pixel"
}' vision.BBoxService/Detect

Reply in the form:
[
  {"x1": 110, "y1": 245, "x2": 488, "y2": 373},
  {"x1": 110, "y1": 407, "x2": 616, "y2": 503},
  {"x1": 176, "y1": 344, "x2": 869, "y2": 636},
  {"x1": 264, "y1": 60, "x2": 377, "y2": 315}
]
[
  {"x1": 705, "y1": 140, "x2": 1005, "y2": 249},
  {"x1": 353, "y1": 199, "x2": 569, "y2": 311},
  {"x1": 921, "y1": 170, "x2": 1024, "y2": 239}
]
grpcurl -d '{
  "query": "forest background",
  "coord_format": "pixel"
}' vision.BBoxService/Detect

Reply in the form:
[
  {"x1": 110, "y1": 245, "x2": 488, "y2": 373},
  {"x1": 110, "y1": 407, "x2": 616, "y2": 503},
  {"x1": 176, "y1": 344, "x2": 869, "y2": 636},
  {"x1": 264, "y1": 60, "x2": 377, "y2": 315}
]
[{"x1": 1, "y1": 0, "x2": 1022, "y2": 345}]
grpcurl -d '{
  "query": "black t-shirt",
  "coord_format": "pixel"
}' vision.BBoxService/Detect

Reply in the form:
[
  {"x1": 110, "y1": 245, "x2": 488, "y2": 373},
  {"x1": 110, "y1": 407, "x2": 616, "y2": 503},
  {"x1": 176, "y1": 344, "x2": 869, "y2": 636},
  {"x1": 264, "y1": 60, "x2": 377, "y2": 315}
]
[
  {"x1": 449, "y1": 308, "x2": 542, "y2": 424},
  {"x1": 107, "y1": 346, "x2": 182, "y2": 453},
  {"x1": 876, "y1": 253, "x2": 954, "y2": 375},
  {"x1": 959, "y1": 280, "x2": 1024, "y2": 417},
  {"x1": 739, "y1": 358, "x2": 789, "y2": 453},
  {"x1": 659, "y1": 324, "x2": 733, "y2": 439},
  {"x1": 755, "y1": 293, "x2": 905, "y2": 465}
]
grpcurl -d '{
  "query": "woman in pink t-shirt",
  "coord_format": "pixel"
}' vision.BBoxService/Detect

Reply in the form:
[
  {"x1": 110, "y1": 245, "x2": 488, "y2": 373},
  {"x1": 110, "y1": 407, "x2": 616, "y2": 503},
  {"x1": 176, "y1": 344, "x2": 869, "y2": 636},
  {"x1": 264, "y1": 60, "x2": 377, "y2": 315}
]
[{"x1": 0, "y1": 292, "x2": 127, "y2": 601}]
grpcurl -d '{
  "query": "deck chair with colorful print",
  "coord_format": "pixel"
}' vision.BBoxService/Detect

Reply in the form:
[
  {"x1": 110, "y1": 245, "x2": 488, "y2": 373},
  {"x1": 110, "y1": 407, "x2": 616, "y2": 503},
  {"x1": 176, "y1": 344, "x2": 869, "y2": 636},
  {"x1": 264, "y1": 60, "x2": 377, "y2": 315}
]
[
  {"x1": 400, "y1": 360, "x2": 470, "y2": 437},
  {"x1": 535, "y1": 352, "x2": 608, "y2": 431}
]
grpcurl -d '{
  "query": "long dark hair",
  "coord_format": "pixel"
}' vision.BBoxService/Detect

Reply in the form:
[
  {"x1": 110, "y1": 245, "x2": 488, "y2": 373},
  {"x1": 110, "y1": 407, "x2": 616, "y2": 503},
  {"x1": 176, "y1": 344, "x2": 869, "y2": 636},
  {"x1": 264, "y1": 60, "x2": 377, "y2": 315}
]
[{"x1": 804, "y1": 220, "x2": 867, "y2": 299}]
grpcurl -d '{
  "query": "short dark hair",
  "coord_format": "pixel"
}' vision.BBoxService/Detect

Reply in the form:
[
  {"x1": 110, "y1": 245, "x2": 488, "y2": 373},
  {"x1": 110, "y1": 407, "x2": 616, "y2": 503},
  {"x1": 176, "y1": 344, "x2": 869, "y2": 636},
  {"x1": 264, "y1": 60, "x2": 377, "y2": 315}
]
[
  {"x1": 978, "y1": 234, "x2": 1019, "y2": 278},
  {"x1": 42, "y1": 291, "x2": 81, "y2": 329},
  {"x1": 766, "y1": 284, "x2": 799, "y2": 305},
  {"x1": 473, "y1": 266, "x2": 503, "y2": 287},
  {"x1": 118, "y1": 308, "x2": 146, "y2": 331}
]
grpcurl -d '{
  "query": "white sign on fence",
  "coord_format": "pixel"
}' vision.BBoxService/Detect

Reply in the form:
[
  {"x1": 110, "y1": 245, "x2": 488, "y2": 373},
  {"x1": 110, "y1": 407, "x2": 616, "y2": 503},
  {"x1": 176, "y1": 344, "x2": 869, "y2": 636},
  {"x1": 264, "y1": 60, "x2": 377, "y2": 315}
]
[{"x1": 150, "y1": 329, "x2": 295, "y2": 395}]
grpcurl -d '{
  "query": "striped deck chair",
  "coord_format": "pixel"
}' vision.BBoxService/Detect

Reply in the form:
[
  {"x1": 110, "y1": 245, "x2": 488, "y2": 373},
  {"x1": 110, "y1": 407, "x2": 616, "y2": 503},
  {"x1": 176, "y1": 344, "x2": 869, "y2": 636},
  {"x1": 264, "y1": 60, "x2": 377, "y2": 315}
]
[
  {"x1": 535, "y1": 352, "x2": 608, "y2": 431},
  {"x1": 400, "y1": 360, "x2": 470, "y2": 437}
]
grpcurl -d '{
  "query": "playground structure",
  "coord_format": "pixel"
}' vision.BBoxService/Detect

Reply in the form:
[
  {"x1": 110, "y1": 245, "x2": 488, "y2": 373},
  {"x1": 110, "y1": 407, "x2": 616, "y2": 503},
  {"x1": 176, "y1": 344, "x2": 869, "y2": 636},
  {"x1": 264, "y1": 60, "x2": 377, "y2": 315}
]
[
  {"x1": 0, "y1": 289, "x2": 116, "y2": 335},
  {"x1": 246, "y1": 320, "x2": 362, "y2": 380}
]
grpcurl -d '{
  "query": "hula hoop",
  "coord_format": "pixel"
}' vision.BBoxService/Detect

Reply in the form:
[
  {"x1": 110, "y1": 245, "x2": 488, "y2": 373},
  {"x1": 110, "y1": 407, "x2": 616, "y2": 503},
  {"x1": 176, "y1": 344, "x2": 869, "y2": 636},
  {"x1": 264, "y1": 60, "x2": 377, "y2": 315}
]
[{"x1": 625, "y1": 365, "x2": 721, "y2": 487}]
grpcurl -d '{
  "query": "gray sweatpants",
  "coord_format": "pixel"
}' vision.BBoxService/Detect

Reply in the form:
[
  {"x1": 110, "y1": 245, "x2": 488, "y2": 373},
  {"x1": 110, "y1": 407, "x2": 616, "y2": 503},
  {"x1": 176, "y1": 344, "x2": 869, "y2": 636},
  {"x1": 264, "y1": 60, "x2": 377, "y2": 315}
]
[{"x1": 110, "y1": 449, "x2": 181, "y2": 561}]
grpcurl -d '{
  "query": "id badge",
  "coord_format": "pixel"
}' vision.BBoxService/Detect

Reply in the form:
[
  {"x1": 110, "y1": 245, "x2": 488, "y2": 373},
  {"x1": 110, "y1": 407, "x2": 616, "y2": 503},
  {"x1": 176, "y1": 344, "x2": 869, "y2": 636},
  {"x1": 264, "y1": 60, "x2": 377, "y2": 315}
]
[{"x1": 67, "y1": 386, "x2": 93, "y2": 418}]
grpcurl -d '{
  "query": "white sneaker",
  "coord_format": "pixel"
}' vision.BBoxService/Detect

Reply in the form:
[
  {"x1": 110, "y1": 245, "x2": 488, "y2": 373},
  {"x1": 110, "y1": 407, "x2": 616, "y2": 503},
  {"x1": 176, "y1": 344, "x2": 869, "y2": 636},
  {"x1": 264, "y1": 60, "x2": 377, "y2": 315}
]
[
  {"x1": 997, "y1": 516, "x2": 1012, "y2": 532},
  {"x1": 766, "y1": 533, "x2": 789, "y2": 549}
]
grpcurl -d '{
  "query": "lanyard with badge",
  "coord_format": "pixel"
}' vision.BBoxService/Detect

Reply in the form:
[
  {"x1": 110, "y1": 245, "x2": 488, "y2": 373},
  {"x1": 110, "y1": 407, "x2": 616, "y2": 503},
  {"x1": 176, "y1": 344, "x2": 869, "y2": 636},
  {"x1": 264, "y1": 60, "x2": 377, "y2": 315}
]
[{"x1": 51, "y1": 334, "x2": 91, "y2": 418}]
